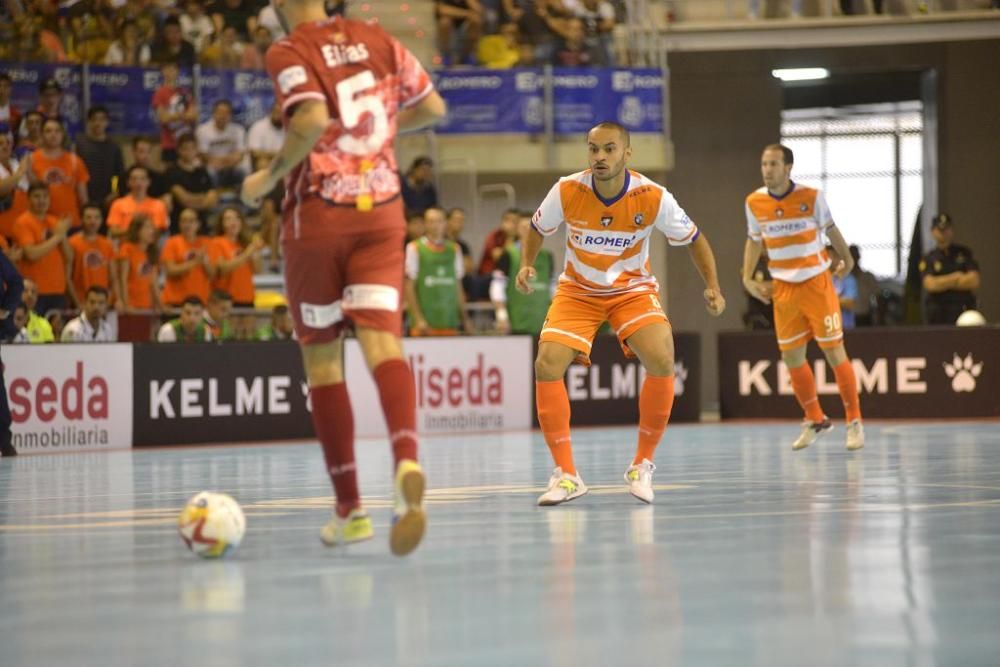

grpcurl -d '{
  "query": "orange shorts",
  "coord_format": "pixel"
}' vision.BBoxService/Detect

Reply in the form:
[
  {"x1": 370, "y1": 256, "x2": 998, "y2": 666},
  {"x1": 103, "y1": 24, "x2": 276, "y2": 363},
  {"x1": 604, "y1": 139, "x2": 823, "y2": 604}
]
[
  {"x1": 773, "y1": 272, "x2": 844, "y2": 352},
  {"x1": 539, "y1": 288, "x2": 668, "y2": 359}
]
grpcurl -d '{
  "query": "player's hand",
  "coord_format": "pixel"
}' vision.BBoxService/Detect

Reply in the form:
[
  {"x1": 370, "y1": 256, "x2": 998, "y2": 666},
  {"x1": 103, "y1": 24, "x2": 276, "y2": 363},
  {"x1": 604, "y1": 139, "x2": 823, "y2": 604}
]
[
  {"x1": 4, "y1": 245, "x2": 23, "y2": 262},
  {"x1": 54, "y1": 215, "x2": 72, "y2": 237},
  {"x1": 833, "y1": 258, "x2": 853, "y2": 279},
  {"x1": 515, "y1": 266, "x2": 536, "y2": 294},
  {"x1": 704, "y1": 287, "x2": 726, "y2": 316},
  {"x1": 113, "y1": 299, "x2": 125, "y2": 314},
  {"x1": 495, "y1": 317, "x2": 511, "y2": 335},
  {"x1": 250, "y1": 234, "x2": 267, "y2": 252},
  {"x1": 743, "y1": 277, "x2": 772, "y2": 304},
  {"x1": 412, "y1": 317, "x2": 429, "y2": 336},
  {"x1": 241, "y1": 170, "x2": 272, "y2": 208}
]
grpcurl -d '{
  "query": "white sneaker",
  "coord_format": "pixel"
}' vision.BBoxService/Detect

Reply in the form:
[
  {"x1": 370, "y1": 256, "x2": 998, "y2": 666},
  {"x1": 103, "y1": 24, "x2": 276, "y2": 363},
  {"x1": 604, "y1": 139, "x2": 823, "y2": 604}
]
[
  {"x1": 537, "y1": 468, "x2": 588, "y2": 506},
  {"x1": 624, "y1": 459, "x2": 656, "y2": 504},
  {"x1": 792, "y1": 417, "x2": 833, "y2": 450},
  {"x1": 846, "y1": 419, "x2": 865, "y2": 451}
]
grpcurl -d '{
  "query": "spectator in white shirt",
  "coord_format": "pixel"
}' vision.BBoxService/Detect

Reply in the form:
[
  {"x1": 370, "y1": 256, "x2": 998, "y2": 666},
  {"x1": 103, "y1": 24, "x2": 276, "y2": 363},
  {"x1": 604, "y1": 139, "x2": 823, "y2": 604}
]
[
  {"x1": 247, "y1": 101, "x2": 285, "y2": 169},
  {"x1": 61, "y1": 286, "x2": 115, "y2": 342},
  {"x1": 561, "y1": 0, "x2": 615, "y2": 65},
  {"x1": 103, "y1": 20, "x2": 152, "y2": 66},
  {"x1": 180, "y1": 0, "x2": 216, "y2": 52},
  {"x1": 195, "y1": 100, "x2": 250, "y2": 189},
  {"x1": 256, "y1": 4, "x2": 286, "y2": 40}
]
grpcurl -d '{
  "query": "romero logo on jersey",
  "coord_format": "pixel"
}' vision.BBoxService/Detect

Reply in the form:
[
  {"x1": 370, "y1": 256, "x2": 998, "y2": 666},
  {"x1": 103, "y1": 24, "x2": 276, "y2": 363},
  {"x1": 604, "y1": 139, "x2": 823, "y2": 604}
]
[{"x1": 277, "y1": 66, "x2": 308, "y2": 95}]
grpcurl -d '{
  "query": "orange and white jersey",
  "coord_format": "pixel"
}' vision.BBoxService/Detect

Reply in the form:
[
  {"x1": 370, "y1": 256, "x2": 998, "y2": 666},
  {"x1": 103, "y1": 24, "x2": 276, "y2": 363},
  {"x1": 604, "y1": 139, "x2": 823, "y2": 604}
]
[
  {"x1": 745, "y1": 182, "x2": 833, "y2": 283},
  {"x1": 532, "y1": 169, "x2": 698, "y2": 295}
]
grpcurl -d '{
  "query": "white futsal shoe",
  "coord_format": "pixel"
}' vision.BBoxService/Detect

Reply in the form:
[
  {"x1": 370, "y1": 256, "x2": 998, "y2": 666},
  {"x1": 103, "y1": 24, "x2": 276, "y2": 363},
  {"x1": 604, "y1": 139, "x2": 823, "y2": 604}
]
[
  {"x1": 845, "y1": 419, "x2": 865, "y2": 451},
  {"x1": 792, "y1": 417, "x2": 833, "y2": 451},
  {"x1": 624, "y1": 459, "x2": 656, "y2": 504},
  {"x1": 537, "y1": 468, "x2": 588, "y2": 506}
]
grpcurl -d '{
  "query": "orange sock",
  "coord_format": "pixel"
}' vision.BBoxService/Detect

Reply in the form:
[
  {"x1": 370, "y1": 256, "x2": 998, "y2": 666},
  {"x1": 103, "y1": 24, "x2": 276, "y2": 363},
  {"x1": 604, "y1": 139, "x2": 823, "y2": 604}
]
[
  {"x1": 788, "y1": 363, "x2": 825, "y2": 423},
  {"x1": 535, "y1": 380, "x2": 576, "y2": 475},
  {"x1": 634, "y1": 375, "x2": 674, "y2": 465},
  {"x1": 833, "y1": 359, "x2": 862, "y2": 422}
]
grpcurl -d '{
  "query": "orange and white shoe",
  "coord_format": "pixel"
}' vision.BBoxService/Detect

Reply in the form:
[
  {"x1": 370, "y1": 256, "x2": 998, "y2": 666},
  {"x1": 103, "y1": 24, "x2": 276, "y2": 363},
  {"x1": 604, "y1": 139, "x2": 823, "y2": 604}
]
[{"x1": 390, "y1": 459, "x2": 426, "y2": 557}]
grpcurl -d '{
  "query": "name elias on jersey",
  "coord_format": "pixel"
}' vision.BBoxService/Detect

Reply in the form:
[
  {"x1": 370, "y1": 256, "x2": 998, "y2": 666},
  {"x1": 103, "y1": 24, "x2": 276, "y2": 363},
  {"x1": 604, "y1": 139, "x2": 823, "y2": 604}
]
[{"x1": 321, "y1": 42, "x2": 370, "y2": 68}]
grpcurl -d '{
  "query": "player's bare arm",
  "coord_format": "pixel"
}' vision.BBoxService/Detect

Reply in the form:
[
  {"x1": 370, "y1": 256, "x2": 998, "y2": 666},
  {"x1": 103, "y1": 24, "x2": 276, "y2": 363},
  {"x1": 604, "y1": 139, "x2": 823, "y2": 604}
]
[
  {"x1": 397, "y1": 91, "x2": 447, "y2": 133},
  {"x1": 688, "y1": 232, "x2": 726, "y2": 316},
  {"x1": 742, "y1": 237, "x2": 772, "y2": 304},
  {"x1": 241, "y1": 99, "x2": 329, "y2": 207},
  {"x1": 824, "y1": 224, "x2": 854, "y2": 278},
  {"x1": 515, "y1": 226, "x2": 545, "y2": 294}
]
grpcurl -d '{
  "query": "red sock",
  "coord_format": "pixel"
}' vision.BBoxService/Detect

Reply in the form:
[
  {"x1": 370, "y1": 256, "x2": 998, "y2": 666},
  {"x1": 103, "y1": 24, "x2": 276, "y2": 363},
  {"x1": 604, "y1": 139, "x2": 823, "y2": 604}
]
[
  {"x1": 634, "y1": 375, "x2": 674, "y2": 465},
  {"x1": 372, "y1": 359, "x2": 419, "y2": 467},
  {"x1": 833, "y1": 359, "x2": 862, "y2": 422},
  {"x1": 535, "y1": 380, "x2": 576, "y2": 475},
  {"x1": 788, "y1": 363, "x2": 825, "y2": 423},
  {"x1": 309, "y1": 382, "x2": 359, "y2": 518}
]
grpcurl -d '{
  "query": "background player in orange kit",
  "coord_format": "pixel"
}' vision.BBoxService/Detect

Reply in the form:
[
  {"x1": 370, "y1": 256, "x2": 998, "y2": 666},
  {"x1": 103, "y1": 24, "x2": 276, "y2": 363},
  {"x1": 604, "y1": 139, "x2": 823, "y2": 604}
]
[
  {"x1": 241, "y1": 0, "x2": 447, "y2": 556},
  {"x1": 742, "y1": 144, "x2": 864, "y2": 452},
  {"x1": 518, "y1": 121, "x2": 726, "y2": 507}
]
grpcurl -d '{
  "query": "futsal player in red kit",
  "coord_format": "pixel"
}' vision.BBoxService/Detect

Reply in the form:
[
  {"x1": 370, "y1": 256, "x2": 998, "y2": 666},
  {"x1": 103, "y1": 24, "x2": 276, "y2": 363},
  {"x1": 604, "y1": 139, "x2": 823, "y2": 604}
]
[{"x1": 241, "y1": 0, "x2": 446, "y2": 556}]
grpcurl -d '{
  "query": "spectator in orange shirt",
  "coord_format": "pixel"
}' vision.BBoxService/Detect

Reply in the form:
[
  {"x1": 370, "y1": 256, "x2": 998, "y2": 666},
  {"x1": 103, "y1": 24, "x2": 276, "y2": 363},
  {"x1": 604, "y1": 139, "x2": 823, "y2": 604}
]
[
  {"x1": 107, "y1": 165, "x2": 170, "y2": 237},
  {"x1": 160, "y1": 207, "x2": 214, "y2": 307},
  {"x1": 11, "y1": 183, "x2": 72, "y2": 315},
  {"x1": 30, "y1": 119, "x2": 89, "y2": 230},
  {"x1": 69, "y1": 203, "x2": 119, "y2": 311},
  {"x1": 116, "y1": 214, "x2": 160, "y2": 314},
  {"x1": 0, "y1": 129, "x2": 30, "y2": 241},
  {"x1": 210, "y1": 207, "x2": 264, "y2": 338}
]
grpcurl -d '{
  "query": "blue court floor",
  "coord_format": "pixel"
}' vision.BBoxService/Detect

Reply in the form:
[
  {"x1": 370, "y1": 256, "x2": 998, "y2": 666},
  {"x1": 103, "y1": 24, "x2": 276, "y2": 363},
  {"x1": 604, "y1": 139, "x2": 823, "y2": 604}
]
[{"x1": 2, "y1": 421, "x2": 1000, "y2": 667}]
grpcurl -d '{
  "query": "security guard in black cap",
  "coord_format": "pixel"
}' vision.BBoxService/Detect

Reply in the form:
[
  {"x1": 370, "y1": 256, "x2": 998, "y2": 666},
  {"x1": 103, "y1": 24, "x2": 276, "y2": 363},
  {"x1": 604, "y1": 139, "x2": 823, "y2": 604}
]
[{"x1": 919, "y1": 213, "x2": 980, "y2": 324}]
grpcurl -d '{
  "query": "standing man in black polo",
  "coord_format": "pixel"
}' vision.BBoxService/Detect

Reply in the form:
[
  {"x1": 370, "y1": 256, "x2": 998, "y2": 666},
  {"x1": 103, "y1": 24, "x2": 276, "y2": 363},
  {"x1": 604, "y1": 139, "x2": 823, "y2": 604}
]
[
  {"x1": 919, "y1": 213, "x2": 980, "y2": 325},
  {"x1": 0, "y1": 249, "x2": 23, "y2": 457}
]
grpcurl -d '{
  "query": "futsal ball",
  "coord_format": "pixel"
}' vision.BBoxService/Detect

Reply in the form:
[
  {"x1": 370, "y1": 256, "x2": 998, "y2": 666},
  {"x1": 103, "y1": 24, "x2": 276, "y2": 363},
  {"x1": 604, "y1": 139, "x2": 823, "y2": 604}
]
[
  {"x1": 178, "y1": 491, "x2": 246, "y2": 558},
  {"x1": 956, "y1": 310, "x2": 986, "y2": 327}
]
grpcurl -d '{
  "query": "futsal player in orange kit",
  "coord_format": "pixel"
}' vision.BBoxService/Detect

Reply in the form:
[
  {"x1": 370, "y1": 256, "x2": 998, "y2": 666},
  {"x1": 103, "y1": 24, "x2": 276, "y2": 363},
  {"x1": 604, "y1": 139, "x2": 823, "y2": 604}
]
[
  {"x1": 518, "y1": 121, "x2": 726, "y2": 506},
  {"x1": 742, "y1": 144, "x2": 864, "y2": 451}
]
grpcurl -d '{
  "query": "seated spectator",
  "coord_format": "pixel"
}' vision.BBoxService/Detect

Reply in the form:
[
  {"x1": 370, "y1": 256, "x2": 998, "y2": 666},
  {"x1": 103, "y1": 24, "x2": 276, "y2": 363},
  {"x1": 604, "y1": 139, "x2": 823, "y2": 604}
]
[
  {"x1": 247, "y1": 101, "x2": 284, "y2": 270},
  {"x1": 196, "y1": 100, "x2": 250, "y2": 188},
  {"x1": 401, "y1": 157, "x2": 438, "y2": 216},
  {"x1": 75, "y1": 106, "x2": 125, "y2": 210},
  {"x1": 120, "y1": 137, "x2": 170, "y2": 200},
  {"x1": 108, "y1": 165, "x2": 170, "y2": 237},
  {"x1": 152, "y1": 62, "x2": 198, "y2": 165},
  {"x1": 45, "y1": 308, "x2": 65, "y2": 340},
  {"x1": 561, "y1": 0, "x2": 614, "y2": 65},
  {"x1": 152, "y1": 16, "x2": 197, "y2": 68},
  {"x1": 15, "y1": 111, "x2": 43, "y2": 158},
  {"x1": 0, "y1": 73, "x2": 21, "y2": 134},
  {"x1": 61, "y1": 286, "x2": 115, "y2": 342},
  {"x1": 160, "y1": 207, "x2": 214, "y2": 308},
  {"x1": 103, "y1": 19, "x2": 152, "y2": 66},
  {"x1": 31, "y1": 118, "x2": 89, "y2": 230},
  {"x1": 12, "y1": 16, "x2": 67, "y2": 63},
  {"x1": 436, "y1": 0, "x2": 484, "y2": 65},
  {"x1": 8, "y1": 303, "x2": 30, "y2": 343},
  {"x1": 490, "y1": 211, "x2": 553, "y2": 334},
  {"x1": 18, "y1": 278, "x2": 55, "y2": 343},
  {"x1": 209, "y1": 0, "x2": 257, "y2": 41},
  {"x1": 404, "y1": 206, "x2": 472, "y2": 336},
  {"x1": 200, "y1": 25, "x2": 246, "y2": 69},
  {"x1": 240, "y1": 25, "x2": 272, "y2": 70},
  {"x1": 209, "y1": 207, "x2": 263, "y2": 337},
  {"x1": 157, "y1": 295, "x2": 213, "y2": 342},
  {"x1": 0, "y1": 129, "x2": 30, "y2": 241},
  {"x1": 256, "y1": 3, "x2": 285, "y2": 40},
  {"x1": 478, "y1": 208, "x2": 519, "y2": 276},
  {"x1": 115, "y1": 214, "x2": 161, "y2": 314},
  {"x1": 12, "y1": 184, "x2": 72, "y2": 315},
  {"x1": 477, "y1": 22, "x2": 524, "y2": 68},
  {"x1": 256, "y1": 304, "x2": 294, "y2": 341},
  {"x1": 116, "y1": 0, "x2": 158, "y2": 44},
  {"x1": 920, "y1": 213, "x2": 980, "y2": 325},
  {"x1": 850, "y1": 245, "x2": 879, "y2": 326},
  {"x1": 180, "y1": 1, "x2": 216, "y2": 53},
  {"x1": 165, "y1": 134, "x2": 219, "y2": 234},
  {"x1": 204, "y1": 288, "x2": 234, "y2": 340},
  {"x1": 446, "y1": 207, "x2": 475, "y2": 278},
  {"x1": 504, "y1": 0, "x2": 568, "y2": 64},
  {"x1": 551, "y1": 17, "x2": 596, "y2": 66},
  {"x1": 36, "y1": 78, "x2": 65, "y2": 123},
  {"x1": 68, "y1": 203, "x2": 118, "y2": 311},
  {"x1": 66, "y1": 5, "x2": 113, "y2": 64}
]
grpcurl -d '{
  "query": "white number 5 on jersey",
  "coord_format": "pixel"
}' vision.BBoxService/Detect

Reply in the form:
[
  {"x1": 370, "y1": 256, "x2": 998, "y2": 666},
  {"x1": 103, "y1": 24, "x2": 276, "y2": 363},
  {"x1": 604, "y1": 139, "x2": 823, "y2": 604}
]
[{"x1": 335, "y1": 70, "x2": 389, "y2": 155}]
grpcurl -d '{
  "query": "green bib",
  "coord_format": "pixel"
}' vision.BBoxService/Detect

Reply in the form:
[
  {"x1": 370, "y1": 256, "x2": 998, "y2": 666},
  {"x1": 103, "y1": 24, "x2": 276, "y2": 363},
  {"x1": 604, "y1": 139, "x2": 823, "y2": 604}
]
[
  {"x1": 506, "y1": 244, "x2": 552, "y2": 335},
  {"x1": 416, "y1": 238, "x2": 460, "y2": 329},
  {"x1": 170, "y1": 319, "x2": 209, "y2": 342}
]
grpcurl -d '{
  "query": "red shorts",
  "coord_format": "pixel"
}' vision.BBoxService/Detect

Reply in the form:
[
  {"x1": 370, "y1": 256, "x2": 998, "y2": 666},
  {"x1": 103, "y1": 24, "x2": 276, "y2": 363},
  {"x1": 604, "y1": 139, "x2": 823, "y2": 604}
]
[
  {"x1": 773, "y1": 272, "x2": 844, "y2": 352},
  {"x1": 282, "y1": 199, "x2": 405, "y2": 345},
  {"x1": 539, "y1": 287, "x2": 668, "y2": 359}
]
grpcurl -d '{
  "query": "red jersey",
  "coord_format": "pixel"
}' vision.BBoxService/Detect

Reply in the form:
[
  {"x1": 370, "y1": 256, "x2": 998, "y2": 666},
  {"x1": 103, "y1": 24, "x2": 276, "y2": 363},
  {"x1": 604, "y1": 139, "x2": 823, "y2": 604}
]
[{"x1": 264, "y1": 16, "x2": 434, "y2": 229}]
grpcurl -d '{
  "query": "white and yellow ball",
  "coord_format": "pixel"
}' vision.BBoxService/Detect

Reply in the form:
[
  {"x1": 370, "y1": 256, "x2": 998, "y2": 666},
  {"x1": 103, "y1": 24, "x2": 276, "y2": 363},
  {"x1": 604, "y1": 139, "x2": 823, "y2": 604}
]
[{"x1": 178, "y1": 492, "x2": 246, "y2": 558}]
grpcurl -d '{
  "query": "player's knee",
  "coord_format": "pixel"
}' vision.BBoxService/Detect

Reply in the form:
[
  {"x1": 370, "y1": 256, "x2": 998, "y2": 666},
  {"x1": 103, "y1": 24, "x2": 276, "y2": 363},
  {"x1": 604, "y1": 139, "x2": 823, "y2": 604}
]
[
  {"x1": 534, "y1": 354, "x2": 566, "y2": 382},
  {"x1": 644, "y1": 355, "x2": 674, "y2": 377}
]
